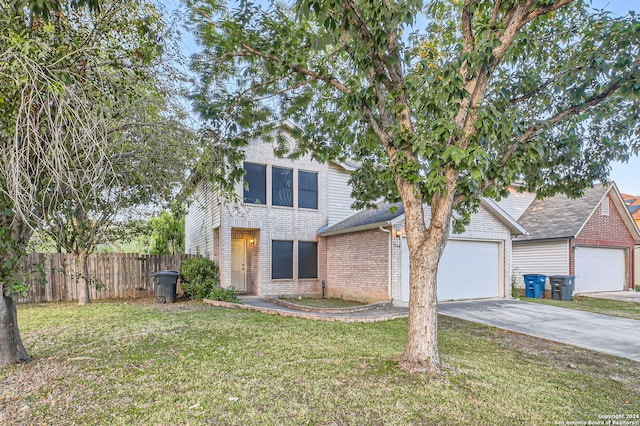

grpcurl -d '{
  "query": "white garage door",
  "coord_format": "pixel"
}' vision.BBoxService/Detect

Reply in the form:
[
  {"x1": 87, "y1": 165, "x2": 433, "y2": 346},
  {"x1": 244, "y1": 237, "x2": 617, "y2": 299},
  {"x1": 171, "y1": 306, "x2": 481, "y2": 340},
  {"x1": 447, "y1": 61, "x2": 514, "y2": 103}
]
[
  {"x1": 575, "y1": 247, "x2": 625, "y2": 293},
  {"x1": 401, "y1": 239, "x2": 501, "y2": 303}
]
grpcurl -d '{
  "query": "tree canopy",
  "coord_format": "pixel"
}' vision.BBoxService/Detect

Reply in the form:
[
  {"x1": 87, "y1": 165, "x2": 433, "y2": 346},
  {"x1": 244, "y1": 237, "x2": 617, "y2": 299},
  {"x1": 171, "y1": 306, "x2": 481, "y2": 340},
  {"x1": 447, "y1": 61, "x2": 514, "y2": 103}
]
[
  {"x1": 187, "y1": 0, "x2": 640, "y2": 373},
  {"x1": 0, "y1": 0, "x2": 197, "y2": 365}
]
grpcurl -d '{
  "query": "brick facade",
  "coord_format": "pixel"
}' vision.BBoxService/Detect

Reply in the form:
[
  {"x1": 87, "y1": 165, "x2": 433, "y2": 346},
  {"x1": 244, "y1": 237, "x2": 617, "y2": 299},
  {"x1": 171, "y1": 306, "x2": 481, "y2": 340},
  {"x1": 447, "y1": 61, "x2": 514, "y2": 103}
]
[
  {"x1": 324, "y1": 229, "x2": 391, "y2": 303},
  {"x1": 570, "y1": 194, "x2": 636, "y2": 289},
  {"x1": 212, "y1": 129, "x2": 339, "y2": 296}
]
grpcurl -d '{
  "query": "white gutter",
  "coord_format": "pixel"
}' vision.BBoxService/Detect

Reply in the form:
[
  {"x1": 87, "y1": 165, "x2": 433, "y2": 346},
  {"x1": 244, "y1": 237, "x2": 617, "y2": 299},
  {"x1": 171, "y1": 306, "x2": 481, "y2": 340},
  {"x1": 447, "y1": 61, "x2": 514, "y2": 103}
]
[{"x1": 378, "y1": 226, "x2": 393, "y2": 302}]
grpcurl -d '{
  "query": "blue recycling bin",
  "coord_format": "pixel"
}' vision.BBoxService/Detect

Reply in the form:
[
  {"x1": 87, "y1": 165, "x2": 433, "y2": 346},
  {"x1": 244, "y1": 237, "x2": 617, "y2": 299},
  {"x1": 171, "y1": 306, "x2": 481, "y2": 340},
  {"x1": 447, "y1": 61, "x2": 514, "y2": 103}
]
[{"x1": 523, "y1": 274, "x2": 546, "y2": 298}]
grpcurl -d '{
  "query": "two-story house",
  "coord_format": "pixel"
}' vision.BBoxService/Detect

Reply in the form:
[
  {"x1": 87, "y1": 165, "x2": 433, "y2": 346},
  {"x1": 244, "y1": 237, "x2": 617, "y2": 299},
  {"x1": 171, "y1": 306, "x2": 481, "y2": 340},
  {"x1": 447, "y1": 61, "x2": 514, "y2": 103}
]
[{"x1": 185, "y1": 122, "x2": 526, "y2": 304}]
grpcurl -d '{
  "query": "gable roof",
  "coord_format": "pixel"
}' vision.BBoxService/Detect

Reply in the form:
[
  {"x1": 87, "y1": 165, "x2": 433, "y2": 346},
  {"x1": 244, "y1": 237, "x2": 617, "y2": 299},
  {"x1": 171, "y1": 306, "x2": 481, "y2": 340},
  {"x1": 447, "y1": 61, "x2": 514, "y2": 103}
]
[
  {"x1": 514, "y1": 183, "x2": 640, "y2": 243},
  {"x1": 318, "y1": 199, "x2": 526, "y2": 237}
]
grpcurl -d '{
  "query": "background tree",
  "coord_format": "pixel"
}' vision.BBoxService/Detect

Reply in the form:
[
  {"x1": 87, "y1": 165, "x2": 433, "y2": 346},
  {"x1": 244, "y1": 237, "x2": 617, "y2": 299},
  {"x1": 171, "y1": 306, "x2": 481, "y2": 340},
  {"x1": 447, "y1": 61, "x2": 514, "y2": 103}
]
[
  {"x1": 0, "y1": 0, "x2": 196, "y2": 365},
  {"x1": 187, "y1": 0, "x2": 640, "y2": 373},
  {"x1": 149, "y1": 209, "x2": 185, "y2": 255}
]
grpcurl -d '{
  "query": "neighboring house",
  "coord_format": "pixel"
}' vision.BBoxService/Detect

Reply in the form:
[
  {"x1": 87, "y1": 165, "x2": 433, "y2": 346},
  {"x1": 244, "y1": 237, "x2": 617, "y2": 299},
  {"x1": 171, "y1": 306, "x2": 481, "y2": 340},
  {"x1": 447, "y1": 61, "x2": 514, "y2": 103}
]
[
  {"x1": 499, "y1": 183, "x2": 640, "y2": 293},
  {"x1": 185, "y1": 124, "x2": 526, "y2": 304},
  {"x1": 621, "y1": 193, "x2": 640, "y2": 226}
]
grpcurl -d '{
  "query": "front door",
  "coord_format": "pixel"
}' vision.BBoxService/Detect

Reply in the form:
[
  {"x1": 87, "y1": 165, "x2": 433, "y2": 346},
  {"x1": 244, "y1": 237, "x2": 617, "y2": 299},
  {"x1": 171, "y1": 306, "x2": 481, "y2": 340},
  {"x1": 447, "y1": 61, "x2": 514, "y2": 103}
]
[{"x1": 231, "y1": 239, "x2": 247, "y2": 292}]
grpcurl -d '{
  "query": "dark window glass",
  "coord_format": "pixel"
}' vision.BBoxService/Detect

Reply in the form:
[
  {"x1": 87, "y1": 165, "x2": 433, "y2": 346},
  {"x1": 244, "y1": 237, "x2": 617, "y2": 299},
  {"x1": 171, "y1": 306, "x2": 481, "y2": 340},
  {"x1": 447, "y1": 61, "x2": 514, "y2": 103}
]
[
  {"x1": 272, "y1": 167, "x2": 293, "y2": 207},
  {"x1": 298, "y1": 170, "x2": 318, "y2": 209},
  {"x1": 243, "y1": 163, "x2": 266, "y2": 204},
  {"x1": 272, "y1": 240, "x2": 293, "y2": 279},
  {"x1": 298, "y1": 242, "x2": 318, "y2": 279}
]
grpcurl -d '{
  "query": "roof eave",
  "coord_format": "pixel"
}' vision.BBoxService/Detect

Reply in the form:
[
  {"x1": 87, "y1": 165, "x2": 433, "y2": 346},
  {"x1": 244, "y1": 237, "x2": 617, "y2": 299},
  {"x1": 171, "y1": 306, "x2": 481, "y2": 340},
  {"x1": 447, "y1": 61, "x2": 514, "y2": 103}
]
[
  {"x1": 480, "y1": 198, "x2": 527, "y2": 236},
  {"x1": 318, "y1": 221, "x2": 392, "y2": 237}
]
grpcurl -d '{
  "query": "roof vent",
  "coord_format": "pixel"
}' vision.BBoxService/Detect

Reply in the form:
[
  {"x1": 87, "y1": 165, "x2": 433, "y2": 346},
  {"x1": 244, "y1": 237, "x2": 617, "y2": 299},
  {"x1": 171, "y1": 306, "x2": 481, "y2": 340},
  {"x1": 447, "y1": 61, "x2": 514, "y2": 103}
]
[{"x1": 601, "y1": 198, "x2": 610, "y2": 216}]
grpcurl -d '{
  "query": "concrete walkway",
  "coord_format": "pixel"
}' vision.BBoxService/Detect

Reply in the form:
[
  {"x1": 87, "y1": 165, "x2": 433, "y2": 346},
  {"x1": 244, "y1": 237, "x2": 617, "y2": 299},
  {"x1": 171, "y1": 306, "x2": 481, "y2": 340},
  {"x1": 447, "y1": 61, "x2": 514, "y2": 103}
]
[
  {"x1": 204, "y1": 296, "x2": 409, "y2": 323},
  {"x1": 439, "y1": 299, "x2": 640, "y2": 362},
  {"x1": 581, "y1": 290, "x2": 640, "y2": 303}
]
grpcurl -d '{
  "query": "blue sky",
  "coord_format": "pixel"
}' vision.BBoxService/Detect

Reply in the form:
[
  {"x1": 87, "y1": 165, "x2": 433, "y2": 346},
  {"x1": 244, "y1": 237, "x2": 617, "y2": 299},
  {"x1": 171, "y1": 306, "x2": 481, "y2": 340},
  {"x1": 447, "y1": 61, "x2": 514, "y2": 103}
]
[{"x1": 172, "y1": 0, "x2": 640, "y2": 194}]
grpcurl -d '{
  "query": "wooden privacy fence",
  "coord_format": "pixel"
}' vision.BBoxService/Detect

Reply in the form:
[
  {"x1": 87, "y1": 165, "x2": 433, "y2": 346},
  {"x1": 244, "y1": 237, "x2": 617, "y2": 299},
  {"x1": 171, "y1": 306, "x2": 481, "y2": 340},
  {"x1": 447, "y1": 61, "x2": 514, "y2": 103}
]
[{"x1": 18, "y1": 253, "x2": 200, "y2": 303}]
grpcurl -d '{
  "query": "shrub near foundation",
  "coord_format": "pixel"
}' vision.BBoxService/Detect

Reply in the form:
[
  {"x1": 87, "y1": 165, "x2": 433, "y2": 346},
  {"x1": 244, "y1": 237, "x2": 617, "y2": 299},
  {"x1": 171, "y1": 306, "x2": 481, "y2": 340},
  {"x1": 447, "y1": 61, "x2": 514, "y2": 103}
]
[
  {"x1": 180, "y1": 258, "x2": 219, "y2": 300},
  {"x1": 180, "y1": 258, "x2": 239, "y2": 302}
]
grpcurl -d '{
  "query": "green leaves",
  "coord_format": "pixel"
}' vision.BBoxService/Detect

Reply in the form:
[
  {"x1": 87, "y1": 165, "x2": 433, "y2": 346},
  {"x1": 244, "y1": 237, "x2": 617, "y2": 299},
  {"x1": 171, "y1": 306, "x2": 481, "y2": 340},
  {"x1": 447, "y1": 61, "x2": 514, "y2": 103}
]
[{"x1": 187, "y1": 0, "x2": 640, "y2": 224}]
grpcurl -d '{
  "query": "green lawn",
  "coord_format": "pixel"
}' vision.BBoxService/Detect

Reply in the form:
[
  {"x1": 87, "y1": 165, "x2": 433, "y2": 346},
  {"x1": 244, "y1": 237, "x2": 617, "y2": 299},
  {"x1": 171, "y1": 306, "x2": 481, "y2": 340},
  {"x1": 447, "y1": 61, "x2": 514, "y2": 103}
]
[
  {"x1": 522, "y1": 295, "x2": 640, "y2": 320},
  {"x1": 2, "y1": 300, "x2": 639, "y2": 425}
]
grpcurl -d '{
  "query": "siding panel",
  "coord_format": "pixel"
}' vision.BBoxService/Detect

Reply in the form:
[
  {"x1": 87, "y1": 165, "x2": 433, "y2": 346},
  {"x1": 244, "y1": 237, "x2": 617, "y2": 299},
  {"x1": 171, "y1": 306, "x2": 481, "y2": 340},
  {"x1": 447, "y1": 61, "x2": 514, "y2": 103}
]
[
  {"x1": 495, "y1": 190, "x2": 536, "y2": 220},
  {"x1": 512, "y1": 240, "x2": 569, "y2": 288},
  {"x1": 633, "y1": 246, "x2": 640, "y2": 288},
  {"x1": 327, "y1": 163, "x2": 357, "y2": 226},
  {"x1": 185, "y1": 180, "x2": 215, "y2": 256}
]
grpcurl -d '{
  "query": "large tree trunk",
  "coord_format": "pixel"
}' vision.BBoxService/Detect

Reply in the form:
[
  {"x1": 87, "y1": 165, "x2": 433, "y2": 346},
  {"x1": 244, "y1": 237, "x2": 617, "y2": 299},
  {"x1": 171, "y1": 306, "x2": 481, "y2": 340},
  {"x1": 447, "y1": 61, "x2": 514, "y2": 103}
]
[
  {"x1": 0, "y1": 208, "x2": 32, "y2": 367},
  {"x1": 0, "y1": 291, "x2": 31, "y2": 366},
  {"x1": 396, "y1": 172, "x2": 456, "y2": 374},
  {"x1": 76, "y1": 251, "x2": 91, "y2": 306},
  {"x1": 398, "y1": 244, "x2": 442, "y2": 374}
]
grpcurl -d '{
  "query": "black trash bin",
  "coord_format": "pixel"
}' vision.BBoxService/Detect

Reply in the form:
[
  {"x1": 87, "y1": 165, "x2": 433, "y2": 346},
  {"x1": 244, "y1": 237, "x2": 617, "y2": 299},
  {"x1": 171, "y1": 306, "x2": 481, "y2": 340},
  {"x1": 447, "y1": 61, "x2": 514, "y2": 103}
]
[
  {"x1": 153, "y1": 270, "x2": 179, "y2": 303},
  {"x1": 549, "y1": 275, "x2": 575, "y2": 301}
]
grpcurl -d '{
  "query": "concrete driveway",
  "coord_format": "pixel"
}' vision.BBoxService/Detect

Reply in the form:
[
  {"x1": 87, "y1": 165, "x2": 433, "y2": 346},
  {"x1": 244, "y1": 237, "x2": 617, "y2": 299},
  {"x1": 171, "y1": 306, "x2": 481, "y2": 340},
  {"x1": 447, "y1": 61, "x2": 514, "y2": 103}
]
[
  {"x1": 580, "y1": 291, "x2": 640, "y2": 303},
  {"x1": 438, "y1": 299, "x2": 640, "y2": 362}
]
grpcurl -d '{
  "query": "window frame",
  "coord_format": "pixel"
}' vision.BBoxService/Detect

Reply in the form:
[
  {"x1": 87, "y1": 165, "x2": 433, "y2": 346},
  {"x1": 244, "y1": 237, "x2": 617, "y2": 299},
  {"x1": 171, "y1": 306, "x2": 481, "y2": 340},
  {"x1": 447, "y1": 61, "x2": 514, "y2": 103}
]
[
  {"x1": 243, "y1": 162, "x2": 266, "y2": 205},
  {"x1": 272, "y1": 166, "x2": 294, "y2": 208},
  {"x1": 298, "y1": 170, "x2": 318, "y2": 210}
]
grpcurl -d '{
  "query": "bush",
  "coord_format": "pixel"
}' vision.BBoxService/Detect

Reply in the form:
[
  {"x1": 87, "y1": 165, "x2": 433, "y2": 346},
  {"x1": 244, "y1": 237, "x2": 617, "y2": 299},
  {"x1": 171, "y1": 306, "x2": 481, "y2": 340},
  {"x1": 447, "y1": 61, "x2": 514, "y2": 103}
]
[
  {"x1": 208, "y1": 286, "x2": 240, "y2": 303},
  {"x1": 179, "y1": 257, "x2": 240, "y2": 302},
  {"x1": 180, "y1": 258, "x2": 219, "y2": 300}
]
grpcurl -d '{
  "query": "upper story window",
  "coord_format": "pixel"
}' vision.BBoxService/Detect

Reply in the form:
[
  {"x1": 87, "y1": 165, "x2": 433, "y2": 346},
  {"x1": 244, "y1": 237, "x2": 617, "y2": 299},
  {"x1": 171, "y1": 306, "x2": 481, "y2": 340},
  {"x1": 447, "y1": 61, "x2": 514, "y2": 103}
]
[
  {"x1": 243, "y1": 163, "x2": 266, "y2": 204},
  {"x1": 298, "y1": 170, "x2": 318, "y2": 209},
  {"x1": 272, "y1": 167, "x2": 293, "y2": 207}
]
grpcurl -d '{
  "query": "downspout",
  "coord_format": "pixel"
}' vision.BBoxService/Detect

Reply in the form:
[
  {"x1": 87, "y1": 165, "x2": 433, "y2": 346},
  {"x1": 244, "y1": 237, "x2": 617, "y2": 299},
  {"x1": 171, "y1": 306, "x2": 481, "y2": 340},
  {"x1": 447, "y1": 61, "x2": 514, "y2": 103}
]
[{"x1": 379, "y1": 226, "x2": 392, "y2": 302}]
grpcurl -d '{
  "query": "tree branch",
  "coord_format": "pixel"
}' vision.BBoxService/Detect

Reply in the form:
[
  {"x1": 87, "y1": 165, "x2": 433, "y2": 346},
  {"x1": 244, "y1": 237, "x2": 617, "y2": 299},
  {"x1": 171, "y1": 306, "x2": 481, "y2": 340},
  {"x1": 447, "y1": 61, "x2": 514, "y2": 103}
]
[
  {"x1": 499, "y1": 76, "x2": 626, "y2": 165},
  {"x1": 237, "y1": 41, "x2": 350, "y2": 94}
]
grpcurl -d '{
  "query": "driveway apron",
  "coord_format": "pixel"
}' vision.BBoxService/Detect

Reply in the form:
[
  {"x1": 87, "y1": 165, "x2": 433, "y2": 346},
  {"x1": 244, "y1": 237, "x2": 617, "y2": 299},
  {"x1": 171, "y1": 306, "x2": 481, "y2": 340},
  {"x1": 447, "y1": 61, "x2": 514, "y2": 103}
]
[{"x1": 438, "y1": 299, "x2": 640, "y2": 362}]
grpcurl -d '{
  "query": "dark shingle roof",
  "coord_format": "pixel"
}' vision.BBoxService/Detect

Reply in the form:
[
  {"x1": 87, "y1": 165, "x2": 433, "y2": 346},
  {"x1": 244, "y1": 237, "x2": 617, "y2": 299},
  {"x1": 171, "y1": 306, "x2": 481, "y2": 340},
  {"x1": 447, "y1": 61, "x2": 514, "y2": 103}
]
[
  {"x1": 514, "y1": 184, "x2": 610, "y2": 242},
  {"x1": 318, "y1": 202, "x2": 404, "y2": 236}
]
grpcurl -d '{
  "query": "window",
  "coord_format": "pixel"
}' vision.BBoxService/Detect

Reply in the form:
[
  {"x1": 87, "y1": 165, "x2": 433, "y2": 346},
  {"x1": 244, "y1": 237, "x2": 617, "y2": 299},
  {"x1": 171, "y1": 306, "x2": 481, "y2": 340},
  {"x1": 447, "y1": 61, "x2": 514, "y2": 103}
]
[
  {"x1": 272, "y1": 167, "x2": 293, "y2": 207},
  {"x1": 272, "y1": 240, "x2": 293, "y2": 279},
  {"x1": 298, "y1": 170, "x2": 318, "y2": 209},
  {"x1": 298, "y1": 242, "x2": 318, "y2": 279},
  {"x1": 243, "y1": 163, "x2": 266, "y2": 204}
]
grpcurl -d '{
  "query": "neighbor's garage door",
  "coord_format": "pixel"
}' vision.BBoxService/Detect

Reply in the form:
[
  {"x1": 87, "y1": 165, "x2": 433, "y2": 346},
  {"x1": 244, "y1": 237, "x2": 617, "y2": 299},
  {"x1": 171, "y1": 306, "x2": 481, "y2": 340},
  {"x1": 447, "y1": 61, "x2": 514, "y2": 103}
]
[
  {"x1": 575, "y1": 246, "x2": 625, "y2": 293},
  {"x1": 401, "y1": 239, "x2": 501, "y2": 302}
]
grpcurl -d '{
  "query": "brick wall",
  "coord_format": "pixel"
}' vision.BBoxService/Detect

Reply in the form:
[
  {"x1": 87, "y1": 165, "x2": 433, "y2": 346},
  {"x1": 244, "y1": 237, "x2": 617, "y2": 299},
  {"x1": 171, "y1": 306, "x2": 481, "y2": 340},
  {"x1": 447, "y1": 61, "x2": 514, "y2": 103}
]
[
  {"x1": 217, "y1": 130, "x2": 338, "y2": 295},
  {"x1": 325, "y1": 229, "x2": 390, "y2": 303},
  {"x1": 570, "y1": 194, "x2": 635, "y2": 288}
]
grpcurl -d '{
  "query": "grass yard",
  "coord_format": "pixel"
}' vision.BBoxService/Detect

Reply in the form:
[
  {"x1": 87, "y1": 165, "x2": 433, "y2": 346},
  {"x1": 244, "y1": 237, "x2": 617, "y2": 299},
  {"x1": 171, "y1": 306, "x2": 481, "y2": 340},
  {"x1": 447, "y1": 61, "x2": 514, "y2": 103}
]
[
  {"x1": 522, "y1": 295, "x2": 640, "y2": 320},
  {"x1": 2, "y1": 300, "x2": 639, "y2": 425}
]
